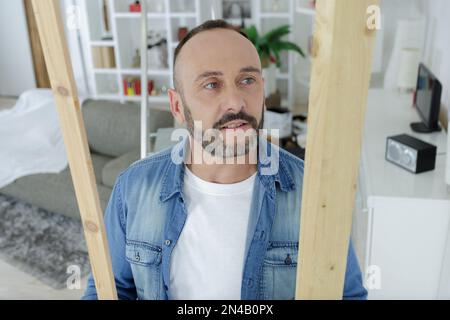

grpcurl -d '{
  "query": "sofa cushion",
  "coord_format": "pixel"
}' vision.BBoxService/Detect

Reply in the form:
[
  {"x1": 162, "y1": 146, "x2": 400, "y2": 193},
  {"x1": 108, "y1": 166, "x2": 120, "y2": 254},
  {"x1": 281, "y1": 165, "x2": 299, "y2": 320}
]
[
  {"x1": 82, "y1": 100, "x2": 140, "y2": 158},
  {"x1": 0, "y1": 153, "x2": 113, "y2": 221},
  {"x1": 102, "y1": 149, "x2": 140, "y2": 188}
]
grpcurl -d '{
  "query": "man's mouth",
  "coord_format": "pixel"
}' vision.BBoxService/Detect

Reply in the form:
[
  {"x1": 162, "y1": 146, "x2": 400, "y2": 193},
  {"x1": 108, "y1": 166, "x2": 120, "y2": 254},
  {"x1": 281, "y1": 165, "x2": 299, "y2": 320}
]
[{"x1": 220, "y1": 120, "x2": 249, "y2": 130}]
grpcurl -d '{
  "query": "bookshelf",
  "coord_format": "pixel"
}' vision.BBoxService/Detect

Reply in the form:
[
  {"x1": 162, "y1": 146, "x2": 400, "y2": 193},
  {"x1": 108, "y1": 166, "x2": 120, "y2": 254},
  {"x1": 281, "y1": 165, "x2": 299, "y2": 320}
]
[
  {"x1": 79, "y1": 0, "x2": 314, "y2": 110},
  {"x1": 79, "y1": 0, "x2": 201, "y2": 105}
]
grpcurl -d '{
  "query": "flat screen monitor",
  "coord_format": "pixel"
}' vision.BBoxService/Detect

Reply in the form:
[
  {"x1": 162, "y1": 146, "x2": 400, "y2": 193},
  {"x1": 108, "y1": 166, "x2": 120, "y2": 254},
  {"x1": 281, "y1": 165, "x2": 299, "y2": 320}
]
[{"x1": 411, "y1": 63, "x2": 442, "y2": 133}]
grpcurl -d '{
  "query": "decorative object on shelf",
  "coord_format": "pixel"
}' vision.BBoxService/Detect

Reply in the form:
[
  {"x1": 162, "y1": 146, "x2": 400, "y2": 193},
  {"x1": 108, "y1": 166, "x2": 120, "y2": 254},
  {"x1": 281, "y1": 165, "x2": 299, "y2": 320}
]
[
  {"x1": 148, "y1": 80, "x2": 155, "y2": 95},
  {"x1": 101, "y1": 0, "x2": 113, "y2": 40},
  {"x1": 92, "y1": 46, "x2": 116, "y2": 69},
  {"x1": 223, "y1": 0, "x2": 251, "y2": 19},
  {"x1": 265, "y1": 90, "x2": 281, "y2": 109},
  {"x1": 129, "y1": 0, "x2": 141, "y2": 13},
  {"x1": 123, "y1": 77, "x2": 154, "y2": 96},
  {"x1": 147, "y1": 31, "x2": 168, "y2": 69},
  {"x1": 102, "y1": 0, "x2": 110, "y2": 32},
  {"x1": 158, "y1": 38, "x2": 168, "y2": 69},
  {"x1": 177, "y1": 27, "x2": 189, "y2": 42},
  {"x1": 223, "y1": 0, "x2": 251, "y2": 28},
  {"x1": 264, "y1": 106, "x2": 293, "y2": 139},
  {"x1": 242, "y1": 25, "x2": 305, "y2": 99},
  {"x1": 132, "y1": 49, "x2": 141, "y2": 69}
]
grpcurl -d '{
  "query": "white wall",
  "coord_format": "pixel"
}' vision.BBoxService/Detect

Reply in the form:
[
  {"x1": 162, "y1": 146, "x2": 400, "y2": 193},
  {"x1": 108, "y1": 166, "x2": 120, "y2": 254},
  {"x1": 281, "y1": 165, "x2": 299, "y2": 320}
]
[
  {"x1": 421, "y1": 0, "x2": 450, "y2": 186},
  {"x1": 0, "y1": 1, "x2": 36, "y2": 96},
  {"x1": 378, "y1": 0, "x2": 449, "y2": 109},
  {"x1": 62, "y1": 0, "x2": 90, "y2": 98},
  {"x1": 423, "y1": 0, "x2": 450, "y2": 110}
]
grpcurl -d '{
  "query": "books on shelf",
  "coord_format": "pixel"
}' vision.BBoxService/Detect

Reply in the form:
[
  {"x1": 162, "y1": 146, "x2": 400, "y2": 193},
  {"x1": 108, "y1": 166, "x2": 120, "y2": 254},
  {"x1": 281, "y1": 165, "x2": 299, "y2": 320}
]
[{"x1": 123, "y1": 77, "x2": 155, "y2": 96}]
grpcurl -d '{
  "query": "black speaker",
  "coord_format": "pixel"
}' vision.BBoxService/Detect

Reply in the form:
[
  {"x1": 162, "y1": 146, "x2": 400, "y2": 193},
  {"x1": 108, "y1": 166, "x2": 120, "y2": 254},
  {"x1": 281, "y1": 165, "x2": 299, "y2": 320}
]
[{"x1": 385, "y1": 134, "x2": 437, "y2": 174}]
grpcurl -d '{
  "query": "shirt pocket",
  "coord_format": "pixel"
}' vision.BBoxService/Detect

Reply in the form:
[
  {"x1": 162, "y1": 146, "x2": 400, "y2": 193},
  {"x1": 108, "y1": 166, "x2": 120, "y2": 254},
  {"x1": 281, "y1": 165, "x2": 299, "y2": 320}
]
[
  {"x1": 125, "y1": 240, "x2": 163, "y2": 300},
  {"x1": 260, "y1": 241, "x2": 299, "y2": 300}
]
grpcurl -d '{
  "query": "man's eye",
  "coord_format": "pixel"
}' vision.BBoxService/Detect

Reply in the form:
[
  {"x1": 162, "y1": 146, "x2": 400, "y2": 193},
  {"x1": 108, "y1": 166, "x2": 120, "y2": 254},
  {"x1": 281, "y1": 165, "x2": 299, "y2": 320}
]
[
  {"x1": 204, "y1": 82, "x2": 219, "y2": 90},
  {"x1": 242, "y1": 78, "x2": 256, "y2": 85}
]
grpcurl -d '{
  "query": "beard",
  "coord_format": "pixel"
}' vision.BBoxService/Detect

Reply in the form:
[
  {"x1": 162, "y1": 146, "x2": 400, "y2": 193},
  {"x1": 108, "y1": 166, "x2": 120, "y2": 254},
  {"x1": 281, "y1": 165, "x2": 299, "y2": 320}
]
[{"x1": 182, "y1": 97, "x2": 265, "y2": 159}]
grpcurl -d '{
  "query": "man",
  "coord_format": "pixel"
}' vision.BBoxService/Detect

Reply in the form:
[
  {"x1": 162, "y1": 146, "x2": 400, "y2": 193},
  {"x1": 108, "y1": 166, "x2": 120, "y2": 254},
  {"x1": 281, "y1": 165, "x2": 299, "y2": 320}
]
[{"x1": 82, "y1": 20, "x2": 367, "y2": 300}]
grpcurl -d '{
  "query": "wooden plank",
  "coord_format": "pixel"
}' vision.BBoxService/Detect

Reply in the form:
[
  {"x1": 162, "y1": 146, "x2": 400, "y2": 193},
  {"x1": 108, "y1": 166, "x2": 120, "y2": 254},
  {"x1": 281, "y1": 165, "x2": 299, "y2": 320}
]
[
  {"x1": 31, "y1": 0, "x2": 117, "y2": 300},
  {"x1": 23, "y1": 0, "x2": 50, "y2": 88},
  {"x1": 296, "y1": 0, "x2": 379, "y2": 299}
]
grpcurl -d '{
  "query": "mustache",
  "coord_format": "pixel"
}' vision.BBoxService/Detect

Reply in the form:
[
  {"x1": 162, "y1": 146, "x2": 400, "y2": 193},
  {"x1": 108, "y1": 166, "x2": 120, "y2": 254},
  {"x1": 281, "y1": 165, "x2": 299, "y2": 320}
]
[{"x1": 213, "y1": 111, "x2": 259, "y2": 130}]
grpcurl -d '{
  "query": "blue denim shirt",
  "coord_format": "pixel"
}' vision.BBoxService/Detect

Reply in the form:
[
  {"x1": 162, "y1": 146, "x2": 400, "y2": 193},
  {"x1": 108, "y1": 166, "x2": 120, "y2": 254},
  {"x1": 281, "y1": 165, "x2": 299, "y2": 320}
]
[{"x1": 82, "y1": 136, "x2": 367, "y2": 300}]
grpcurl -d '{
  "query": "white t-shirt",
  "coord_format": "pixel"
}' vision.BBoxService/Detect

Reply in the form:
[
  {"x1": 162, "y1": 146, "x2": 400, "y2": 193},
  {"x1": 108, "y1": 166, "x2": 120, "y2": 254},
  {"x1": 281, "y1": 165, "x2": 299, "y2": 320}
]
[{"x1": 169, "y1": 166, "x2": 257, "y2": 300}]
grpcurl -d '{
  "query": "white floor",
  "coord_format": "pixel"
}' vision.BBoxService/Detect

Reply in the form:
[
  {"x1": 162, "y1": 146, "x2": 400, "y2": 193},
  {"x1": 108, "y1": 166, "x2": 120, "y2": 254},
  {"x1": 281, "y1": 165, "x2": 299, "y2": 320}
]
[
  {"x1": 0, "y1": 259, "x2": 87, "y2": 300},
  {"x1": 0, "y1": 96, "x2": 89, "y2": 300}
]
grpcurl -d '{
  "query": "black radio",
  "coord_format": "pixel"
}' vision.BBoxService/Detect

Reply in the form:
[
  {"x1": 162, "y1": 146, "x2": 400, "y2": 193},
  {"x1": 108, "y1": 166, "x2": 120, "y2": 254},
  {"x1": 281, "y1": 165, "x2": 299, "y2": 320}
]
[{"x1": 385, "y1": 134, "x2": 437, "y2": 174}]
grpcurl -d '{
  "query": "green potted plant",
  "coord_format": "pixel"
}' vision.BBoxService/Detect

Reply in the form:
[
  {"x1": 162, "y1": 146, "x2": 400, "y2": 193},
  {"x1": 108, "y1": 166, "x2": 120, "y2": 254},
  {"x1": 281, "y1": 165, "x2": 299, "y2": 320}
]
[{"x1": 242, "y1": 25, "x2": 305, "y2": 100}]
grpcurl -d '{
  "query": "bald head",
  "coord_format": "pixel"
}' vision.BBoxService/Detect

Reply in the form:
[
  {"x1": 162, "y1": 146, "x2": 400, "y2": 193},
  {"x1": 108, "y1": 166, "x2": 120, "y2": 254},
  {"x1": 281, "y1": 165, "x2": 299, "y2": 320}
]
[{"x1": 173, "y1": 20, "x2": 260, "y2": 94}]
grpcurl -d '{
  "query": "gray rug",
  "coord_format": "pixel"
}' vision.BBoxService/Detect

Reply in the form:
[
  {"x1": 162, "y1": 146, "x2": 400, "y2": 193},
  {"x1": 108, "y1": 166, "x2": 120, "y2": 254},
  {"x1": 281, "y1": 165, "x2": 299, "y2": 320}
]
[{"x1": 0, "y1": 193, "x2": 90, "y2": 289}]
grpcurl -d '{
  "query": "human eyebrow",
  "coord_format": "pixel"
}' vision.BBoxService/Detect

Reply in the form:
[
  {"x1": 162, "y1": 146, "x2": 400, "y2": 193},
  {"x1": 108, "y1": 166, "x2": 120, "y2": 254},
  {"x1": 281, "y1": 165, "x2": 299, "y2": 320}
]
[
  {"x1": 195, "y1": 71, "x2": 224, "y2": 83},
  {"x1": 239, "y1": 66, "x2": 261, "y2": 74}
]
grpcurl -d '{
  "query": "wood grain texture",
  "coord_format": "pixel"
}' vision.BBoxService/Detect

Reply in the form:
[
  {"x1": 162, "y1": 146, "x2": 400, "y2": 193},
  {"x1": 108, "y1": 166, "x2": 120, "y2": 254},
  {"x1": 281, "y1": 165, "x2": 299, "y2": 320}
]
[
  {"x1": 23, "y1": 0, "x2": 50, "y2": 88},
  {"x1": 31, "y1": 0, "x2": 117, "y2": 300},
  {"x1": 296, "y1": 0, "x2": 379, "y2": 299}
]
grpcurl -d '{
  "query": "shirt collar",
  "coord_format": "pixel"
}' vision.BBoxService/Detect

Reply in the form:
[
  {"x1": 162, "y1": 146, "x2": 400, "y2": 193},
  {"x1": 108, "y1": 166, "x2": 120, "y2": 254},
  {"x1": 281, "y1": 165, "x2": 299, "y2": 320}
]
[{"x1": 159, "y1": 134, "x2": 295, "y2": 203}]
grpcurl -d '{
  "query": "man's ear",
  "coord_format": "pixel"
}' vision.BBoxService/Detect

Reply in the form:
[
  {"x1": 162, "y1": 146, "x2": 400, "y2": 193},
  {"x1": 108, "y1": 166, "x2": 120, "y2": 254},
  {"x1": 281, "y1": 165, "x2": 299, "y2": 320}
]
[{"x1": 168, "y1": 88, "x2": 186, "y2": 126}]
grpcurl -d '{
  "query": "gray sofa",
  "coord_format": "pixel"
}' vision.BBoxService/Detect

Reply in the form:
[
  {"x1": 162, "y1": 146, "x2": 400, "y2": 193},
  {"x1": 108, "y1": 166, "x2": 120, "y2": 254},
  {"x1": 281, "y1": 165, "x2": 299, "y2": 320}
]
[{"x1": 0, "y1": 100, "x2": 174, "y2": 220}]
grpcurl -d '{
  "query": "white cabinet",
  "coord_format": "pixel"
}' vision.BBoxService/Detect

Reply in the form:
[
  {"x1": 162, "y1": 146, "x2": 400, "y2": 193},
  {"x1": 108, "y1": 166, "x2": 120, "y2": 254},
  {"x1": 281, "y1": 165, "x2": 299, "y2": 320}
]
[{"x1": 353, "y1": 89, "x2": 450, "y2": 299}]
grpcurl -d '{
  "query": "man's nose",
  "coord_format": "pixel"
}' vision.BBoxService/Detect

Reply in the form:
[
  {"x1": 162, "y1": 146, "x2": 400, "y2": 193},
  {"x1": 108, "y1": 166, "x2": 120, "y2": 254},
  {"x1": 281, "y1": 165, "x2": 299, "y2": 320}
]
[{"x1": 221, "y1": 87, "x2": 245, "y2": 114}]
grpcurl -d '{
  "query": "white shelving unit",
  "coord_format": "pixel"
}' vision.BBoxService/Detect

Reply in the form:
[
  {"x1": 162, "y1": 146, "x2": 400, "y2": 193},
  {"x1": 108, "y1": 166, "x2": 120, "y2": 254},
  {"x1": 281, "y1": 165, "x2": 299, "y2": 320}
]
[
  {"x1": 79, "y1": 0, "x2": 312, "y2": 110},
  {"x1": 79, "y1": 0, "x2": 201, "y2": 105}
]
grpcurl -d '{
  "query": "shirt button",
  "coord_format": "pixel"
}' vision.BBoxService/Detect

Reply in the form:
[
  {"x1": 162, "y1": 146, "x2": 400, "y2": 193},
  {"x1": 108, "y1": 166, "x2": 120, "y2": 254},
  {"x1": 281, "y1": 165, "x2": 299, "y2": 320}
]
[
  {"x1": 165, "y1": 240, "x2": 172, "y2": 246},
  {"x1": 285, "y1": 254, "x2": 292, "y2": 265},
  {"x1": 247, "y1": 278, "x2": 253, "y2": 288}
]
